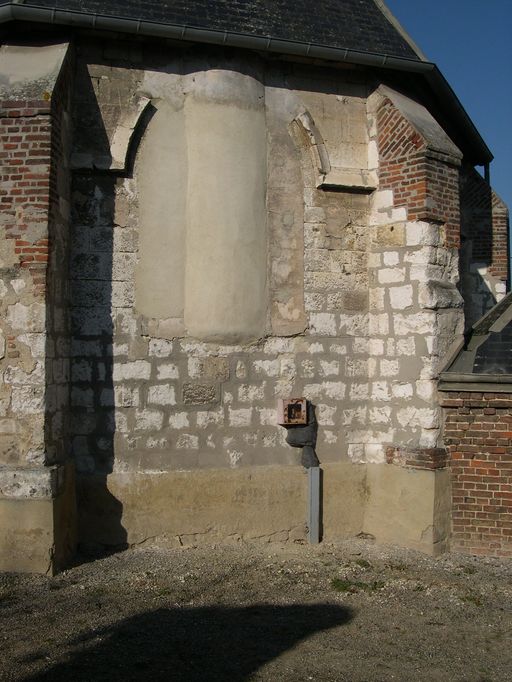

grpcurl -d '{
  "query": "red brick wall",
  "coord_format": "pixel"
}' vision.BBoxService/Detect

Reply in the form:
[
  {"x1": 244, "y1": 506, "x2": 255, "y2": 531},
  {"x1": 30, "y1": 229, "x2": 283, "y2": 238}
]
[
  {"x1": 460, "y1": 165, "x2": 509, "y2": 283},
  {"x1": 377, "y1": 98, "x2": 461, "y2": 248},
  {"x1": 441, "y1": 391, "x2": 512, "y2": 557},
  {"x1": 0, "y1": 99, "x2": 52, "y2": 304}
]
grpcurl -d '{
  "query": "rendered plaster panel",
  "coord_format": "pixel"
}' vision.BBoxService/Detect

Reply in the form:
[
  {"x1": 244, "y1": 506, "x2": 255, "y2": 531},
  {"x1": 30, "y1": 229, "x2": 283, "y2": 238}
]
[
  {"x1": 0, "y1": 43, "x2": 69, "y2": 96},
  {"x1": 184, "y1": 71, "x2": 267, "y2": 342},
  {"x1": 321, "y1": 461, "x2": 366, "y2": 541},
  {"x1": 299, "y1": 89, "x2": 368, "y2": 171},
  {"x1": 0, "y1": 465, "x2": 76, "y2": 574},
  {"x1": 76, "y1": 462, "x2": 369, "y2": 549},
  {"x1": 77, "y1": 465, "x2": 308, "y2": 548},
  {"x1": 0, "y1": 498, "x2": 55, "y2": 573},
  {"x1": 135, "y1": 101, "x2": 187, "y2": 319},
  {"x1": 363, "y1": 464, "x2": 451, "y2": 555}
]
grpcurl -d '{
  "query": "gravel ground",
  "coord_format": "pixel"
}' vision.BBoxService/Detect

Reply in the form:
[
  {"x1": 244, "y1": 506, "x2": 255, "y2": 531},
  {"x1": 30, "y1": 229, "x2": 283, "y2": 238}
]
[{"x1": 0, "y1": 538, "x2": 511, "y2": 681}]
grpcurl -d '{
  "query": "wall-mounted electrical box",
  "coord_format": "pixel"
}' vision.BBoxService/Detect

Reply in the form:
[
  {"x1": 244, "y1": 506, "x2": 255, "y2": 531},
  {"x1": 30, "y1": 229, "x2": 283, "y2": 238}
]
[{"x1": 277, "y1": 398, "x2": 308, "y2": 425}]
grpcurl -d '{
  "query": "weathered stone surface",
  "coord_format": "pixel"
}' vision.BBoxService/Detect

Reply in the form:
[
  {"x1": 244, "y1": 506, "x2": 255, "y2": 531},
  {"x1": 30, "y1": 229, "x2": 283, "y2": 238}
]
[{"x1": 182, "y1": 383, "x2": 218, "y2": 405}]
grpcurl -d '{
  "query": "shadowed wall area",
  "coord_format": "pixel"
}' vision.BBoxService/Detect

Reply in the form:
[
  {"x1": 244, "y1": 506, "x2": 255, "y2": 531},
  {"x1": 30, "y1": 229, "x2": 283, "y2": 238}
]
[{"x1": 23, "y1": 603, "x2": 353, "y2": 681}]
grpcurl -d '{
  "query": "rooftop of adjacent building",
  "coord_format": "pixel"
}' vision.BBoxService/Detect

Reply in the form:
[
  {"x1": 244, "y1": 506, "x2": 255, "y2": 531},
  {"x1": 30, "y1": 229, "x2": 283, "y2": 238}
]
[{"x1": 441, "y1": 291, "x2": 512, "y2": 388}]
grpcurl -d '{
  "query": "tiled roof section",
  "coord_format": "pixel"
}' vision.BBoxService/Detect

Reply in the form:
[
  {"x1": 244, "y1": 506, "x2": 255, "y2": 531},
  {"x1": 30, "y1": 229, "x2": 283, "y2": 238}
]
[
  {"x1": 16, "y1": 0, "x2": 420, "y2": 59},
  {"x1": 444, "y1": 292, "x2": 512, "y2": 377}
]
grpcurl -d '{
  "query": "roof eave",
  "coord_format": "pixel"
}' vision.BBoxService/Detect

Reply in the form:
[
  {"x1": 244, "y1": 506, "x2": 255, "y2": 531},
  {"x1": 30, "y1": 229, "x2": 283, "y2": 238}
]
[{"x1": 0, "y1": 2, "x2": 493, "y2": 165}]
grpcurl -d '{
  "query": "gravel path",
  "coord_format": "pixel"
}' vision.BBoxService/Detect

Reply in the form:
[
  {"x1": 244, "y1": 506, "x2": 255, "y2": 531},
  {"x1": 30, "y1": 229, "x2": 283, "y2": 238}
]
[{"x1": 0, "y1": 539, "x2": 511, "y2": 681}]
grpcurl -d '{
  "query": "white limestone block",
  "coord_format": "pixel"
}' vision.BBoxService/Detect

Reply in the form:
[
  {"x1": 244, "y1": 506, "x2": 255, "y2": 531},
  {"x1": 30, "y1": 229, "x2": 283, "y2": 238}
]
[
  {"x1": 396, "y1": 338, "x2": 416, "y2": 355},
  {"x1": 364, "y1": 443, "x2": 386, "y2": 464},
  {"x1": 135, "y1": 409, "x2": 164, "y2": 430},
  {"x1": 149, "y1": 338, "x2": 173, "y2": 357},
  {"x1": 391, "y1": 382, "x2": 413, "y2": 399},
  {"x1": 169, "y1": 412, "x2": 190, "y2": 429},
  {"x1": 304, "y1": 382, "x2": 346, "y2": 400},
  {"x1": 238, "y1": 384, "x2": 265, "y2": 402},
  {"x1": 176, "y1": 434, "x2": 199, "y2": 449},
  {"x1": 380, "y1": 360, "x2": 399, "y2": 377},
  {"x1": 156, "y1": 364, "x2": 180, "y2": 380},
  {"x1": 196, "y1": 407, "x2": 224, "y2": 428},
  {"x1": 369, "y1": 287, "x2": 385, "y2": 310},
  {"x1": 389, "y1": 284, "x2": 413, "y2": 310},
  {"x1": 253, "y1": 360, "x2": 280, "y2": 377},
  {"x1": 378, "y1": 267, "x2": 405, "y2": 284},
  {"x1": 310, "y1": 313, "x2": 337, "y2": 336},
  {"x1": 383, "y1": 251, "x2": 399, "y2": 266},
  {"x1": 349, "y1": 383, "x2": 369, "y2": 401},
  {"x1": 406, "y1": 221, "x2": 441, "y2": 247},
  {"x1": 372, "y1": 381, "x2": 391, "y2": 401},
  {"x1": 114, "y1": 385, "x2": 139, "y2": 407},
  {"x1": 257, "y1": 407, "x2": 277, "y2": 426},
  {"x1": 416, "y1": 380, "x2": 435, "y2": 403},
  {"x1": 342, "y1": 406, "x2": 367, "y2": 426},
  {"x1": 148, "y1": 384, "x2": 176, "y2": 405},
  {"x1": 347, "y1": 443, "x2": 365, "y2": 463},
  {"x1": 371, "y1": 189, "x2": 394, "y2": 212},
  {"x1": 317, "y1": 403, "x2": 337, "y2": 426},
  {"x1": 419, "y1": 429, "x2": 439, "y2": 448},
  {"x1": 369, "y1": 313, "x2": 389, "y2": 335},
  {"x1": 6, "y1": 302, "x2": 45, "y2": 332},
  {"x1": 338, "y1": 313, "x2": 369, "y2": 336},
  {"x1": 369, "y1": 339, "x2": 384, "y2": 356},
  {"x1": 368, "y1": 252, "x2": 382, "y2": 268},
  {"x1": 393, "y1": 312, "x2": 436, "y2": 336},
  {"x1": 228, "y1": 407, "x2": 253, "y2": 427},
  {"x1": 113, "y1": 360, "x2": 151, "y2": 381},
  {"x1": 369, "y1": 406, "x2": 391, "y2": 423}
]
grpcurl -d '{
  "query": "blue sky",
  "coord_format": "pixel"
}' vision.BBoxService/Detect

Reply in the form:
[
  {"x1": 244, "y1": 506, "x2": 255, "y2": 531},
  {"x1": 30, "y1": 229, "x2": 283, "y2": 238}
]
[{"x1": 385, "y1": 0, "x2": 512, "y2": 211}]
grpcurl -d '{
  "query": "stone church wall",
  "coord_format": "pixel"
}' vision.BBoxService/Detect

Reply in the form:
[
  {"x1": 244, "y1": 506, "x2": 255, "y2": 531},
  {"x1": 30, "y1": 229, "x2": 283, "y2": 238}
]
[{"x1": 0, "y1": 37, "x2": 507, "y2": 569}]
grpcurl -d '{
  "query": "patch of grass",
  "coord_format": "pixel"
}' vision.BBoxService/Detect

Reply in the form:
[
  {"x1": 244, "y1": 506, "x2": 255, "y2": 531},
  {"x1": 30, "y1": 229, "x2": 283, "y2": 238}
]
[
  {"x1": 354, "y1": 558, "x2": 372, "y2": 569},
  {"x1": 387, "y1": 562, "x2": 408, "y2": 572},
  {"x1": 156, "y1": 587, "x2": 173, "y2": 597},
  {"x1": 0, "y1": 575, "x2": 19, "y2": 601},
  {"x1": 461, "y1": 593, "x2": 483, "y2": 607},
  {"x1": 331, "y1": 577, "x2": 385, "y2": 594},
  {"x1": 461, "y1": 565, "x2": 477, "y2": 575},
  {"x1": 413, "y1": 583, "x2": 426, "y2": 592}
]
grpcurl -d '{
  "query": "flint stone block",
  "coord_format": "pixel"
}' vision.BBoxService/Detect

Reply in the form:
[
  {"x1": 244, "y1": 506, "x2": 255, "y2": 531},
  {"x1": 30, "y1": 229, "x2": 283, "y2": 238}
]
[{"x1": 183, "y1": 383, "x2": 218, "y2": 405}]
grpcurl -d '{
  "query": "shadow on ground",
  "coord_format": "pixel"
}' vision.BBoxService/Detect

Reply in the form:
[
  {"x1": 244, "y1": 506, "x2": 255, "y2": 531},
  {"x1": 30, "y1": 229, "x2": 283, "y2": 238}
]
[{"x1": 23, "y1": 603, "x2": 352, "y2": 680}]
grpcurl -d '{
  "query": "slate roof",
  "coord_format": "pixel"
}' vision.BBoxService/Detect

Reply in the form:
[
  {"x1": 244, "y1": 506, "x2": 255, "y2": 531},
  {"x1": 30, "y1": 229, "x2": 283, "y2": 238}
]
[
  {"x1": 2, "y1": 0, "x2": 420, "y2": 60},
  {"x1": 441, "y1": 292, "x2": 512, "y2": 382}
]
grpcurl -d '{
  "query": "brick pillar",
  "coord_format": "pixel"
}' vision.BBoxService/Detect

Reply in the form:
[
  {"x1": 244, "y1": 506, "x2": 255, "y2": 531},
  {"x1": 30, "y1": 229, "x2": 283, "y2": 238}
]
[{"x1": 0, "y1": 43, "x2": 75, "y2": 573}]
